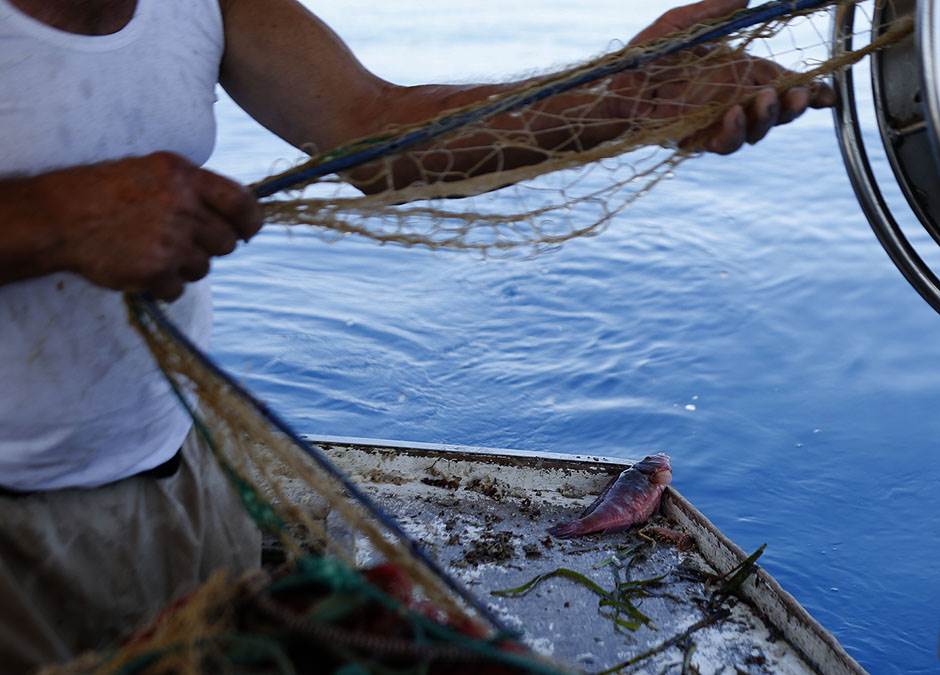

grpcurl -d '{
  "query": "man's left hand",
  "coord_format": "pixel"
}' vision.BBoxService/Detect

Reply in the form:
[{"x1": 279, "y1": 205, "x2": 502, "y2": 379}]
[{"x1": 621, "y1": 0, "x2": 836, "y2": 154}]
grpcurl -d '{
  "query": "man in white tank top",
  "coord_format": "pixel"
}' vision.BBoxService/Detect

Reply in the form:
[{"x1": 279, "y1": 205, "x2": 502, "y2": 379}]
[{"x1": 0, "y1": 0, "x2": 830, "y2": 668}]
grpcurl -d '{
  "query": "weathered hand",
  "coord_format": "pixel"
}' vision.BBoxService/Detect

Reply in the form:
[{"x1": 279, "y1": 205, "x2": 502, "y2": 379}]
[
  {"x1": 37, "y1": 152, "x2": 262, "y2": 300},
  {"x1": 623, "y1": 0, "x2": 836, "y2": 154}
]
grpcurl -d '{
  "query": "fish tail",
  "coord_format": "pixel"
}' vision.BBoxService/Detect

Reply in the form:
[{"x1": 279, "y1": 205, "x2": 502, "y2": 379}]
[{"x1": 547, "y1": 520, "x2": 585, "y2": 539}]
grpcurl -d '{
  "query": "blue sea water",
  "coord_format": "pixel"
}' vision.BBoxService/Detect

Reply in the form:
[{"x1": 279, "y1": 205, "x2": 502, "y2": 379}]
[{"x1": 206, "y1": 2, "x2": 940, "y2": 672}]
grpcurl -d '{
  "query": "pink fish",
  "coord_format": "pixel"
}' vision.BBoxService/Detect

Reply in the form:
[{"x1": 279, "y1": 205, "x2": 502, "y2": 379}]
[{"x1": 548, "y1": 453, "x2": 672, "y2": 538}]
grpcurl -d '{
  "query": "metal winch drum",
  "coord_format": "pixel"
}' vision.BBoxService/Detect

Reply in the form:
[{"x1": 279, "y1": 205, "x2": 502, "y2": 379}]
[{"x1": 833, "y1": 0, "x2": 940, "y2": 312}]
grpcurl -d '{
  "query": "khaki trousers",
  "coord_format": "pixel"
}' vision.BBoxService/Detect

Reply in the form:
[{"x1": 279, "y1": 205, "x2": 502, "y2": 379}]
[{"x1": 0, "y1": 430, "x2": 261, "y2": 673}]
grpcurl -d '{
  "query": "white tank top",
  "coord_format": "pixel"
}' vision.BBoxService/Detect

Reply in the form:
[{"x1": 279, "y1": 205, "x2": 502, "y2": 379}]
[{"x1": 0, "y1": 0, "x2": 223, "y2": 490}]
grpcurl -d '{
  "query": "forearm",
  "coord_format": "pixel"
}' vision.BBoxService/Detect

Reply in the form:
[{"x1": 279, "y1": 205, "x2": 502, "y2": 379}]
[
  {"x1": 343, "y1": 78, "x2": 639, "y2": 194},
  {"x1": 219, "y1": 0, "x2": 639, "y2": 195},
  {"x1": 0, "y1": 154, "x2": 261, "y2": 299},
  {"x1": 0, "y1": 175, "x2": 69, "y2": 286},
  {"x1": 221, "y1": 0, "x2": 830, "y2": 197}
]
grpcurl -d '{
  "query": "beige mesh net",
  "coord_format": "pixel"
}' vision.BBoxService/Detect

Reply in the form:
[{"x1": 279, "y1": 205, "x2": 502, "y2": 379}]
[
  {"x1": 46, "y1": 1, "x2": 909, "y2": 673},
  {"x1": 257, "y1": 0, "x2": 910, "y2": 253}
]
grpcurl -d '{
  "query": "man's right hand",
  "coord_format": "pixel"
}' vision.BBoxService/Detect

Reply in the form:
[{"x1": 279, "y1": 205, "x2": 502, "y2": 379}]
[{"x1": 2, "y1": 152, "x2": 262, "y2": 300}]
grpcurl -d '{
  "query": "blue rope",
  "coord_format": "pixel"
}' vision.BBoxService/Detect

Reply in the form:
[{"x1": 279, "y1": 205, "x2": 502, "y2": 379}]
[{"x1": 252, "y1": 0, "x2": 834, "y2": 199}]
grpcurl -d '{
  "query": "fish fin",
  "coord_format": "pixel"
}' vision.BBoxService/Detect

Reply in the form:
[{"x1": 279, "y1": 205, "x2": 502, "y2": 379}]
[{"x1": 547, "y1": 520, "x2": 584, "y2": 539}]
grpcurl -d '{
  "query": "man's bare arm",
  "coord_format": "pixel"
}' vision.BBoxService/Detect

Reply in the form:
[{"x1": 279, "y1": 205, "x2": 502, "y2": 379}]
[
  {"x1": 219, "y1": 0, "x2": 834, "y2": 193},
  {"x1": 217, "y1": 0, "x2": 563, "y2": 191},
  {"x1": 0, "y1": 153, "x2": 262, "y2": 298}
]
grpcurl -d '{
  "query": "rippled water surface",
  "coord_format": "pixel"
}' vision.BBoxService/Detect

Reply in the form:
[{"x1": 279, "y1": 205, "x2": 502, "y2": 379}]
[{"x1": 206, "y1": 2, "x2": 940, "y2": 671}]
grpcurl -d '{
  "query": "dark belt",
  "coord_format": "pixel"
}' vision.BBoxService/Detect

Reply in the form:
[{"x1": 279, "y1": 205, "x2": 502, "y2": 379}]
[{"x1": 0, "y1": 447, "x2": 183, "y2": 499}]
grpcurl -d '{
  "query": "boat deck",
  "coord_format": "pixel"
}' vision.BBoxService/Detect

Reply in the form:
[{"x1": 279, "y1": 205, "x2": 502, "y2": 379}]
[{"x1": 301, "y1": 436, "x2": 864, "y2": 674}]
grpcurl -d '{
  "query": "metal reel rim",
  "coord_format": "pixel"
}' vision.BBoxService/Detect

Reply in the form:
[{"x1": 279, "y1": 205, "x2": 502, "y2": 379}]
[{"x1": 831, "y1": 0, "x2": 940, "y2": 314}]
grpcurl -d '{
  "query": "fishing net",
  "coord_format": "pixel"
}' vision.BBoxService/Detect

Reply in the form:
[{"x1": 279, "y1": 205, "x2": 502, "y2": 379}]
[
  {"x1": 47, "y1": 296, "x2": 562, "y2": 674},
  {"x1": 256, "y1": 0, "x2": 910, "y2": 253},
  {"x1": 46, "y1": 1, "x2": 907, "y2": 673}
]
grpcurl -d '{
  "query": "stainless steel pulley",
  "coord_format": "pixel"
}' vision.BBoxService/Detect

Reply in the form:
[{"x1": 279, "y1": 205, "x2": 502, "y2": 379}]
[{"x1": 833, "y1": 0, "x2": 940, "y2": 312}]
